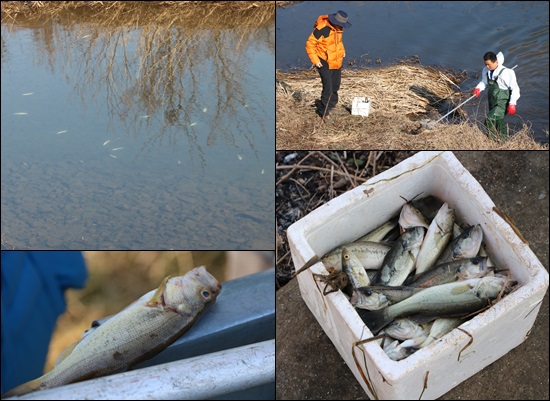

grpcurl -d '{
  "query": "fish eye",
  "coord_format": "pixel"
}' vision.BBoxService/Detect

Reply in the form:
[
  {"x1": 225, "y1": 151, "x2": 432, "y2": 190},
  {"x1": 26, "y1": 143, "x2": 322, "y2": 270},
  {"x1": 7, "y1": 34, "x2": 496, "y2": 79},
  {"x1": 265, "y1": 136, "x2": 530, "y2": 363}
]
[
  {"x1": 344, "y1": 254, "x2": 350, "y2": 260},
  {"x1": 201, "y1": 290, "x2": 211, "y2": 299}
]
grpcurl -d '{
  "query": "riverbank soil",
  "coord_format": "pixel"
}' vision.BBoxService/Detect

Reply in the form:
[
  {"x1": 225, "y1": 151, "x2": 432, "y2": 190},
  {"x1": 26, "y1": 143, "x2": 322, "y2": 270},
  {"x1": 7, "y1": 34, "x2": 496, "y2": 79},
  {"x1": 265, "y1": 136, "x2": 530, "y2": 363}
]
[
  {"x1": 276, "y1": 65, "x2": 547, "y2": 150},
  {"x1": 276, "y1": 151, "x2": 549, "y2": 400}
]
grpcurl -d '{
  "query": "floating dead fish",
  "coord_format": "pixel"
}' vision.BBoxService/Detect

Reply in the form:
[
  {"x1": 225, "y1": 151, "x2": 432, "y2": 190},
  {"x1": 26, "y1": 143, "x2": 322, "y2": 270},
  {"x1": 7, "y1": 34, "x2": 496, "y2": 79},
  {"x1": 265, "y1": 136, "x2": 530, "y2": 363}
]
[
  {"x1": 80, "y1": 34, "x2": 91, "y2": 39},
  {"x1": 190, "y1": 122, "x2": 197, "y2": 127},
  {"x1": 109, "y1": 154, "x2": 118, "y2": 159},
  {"x1": 13, "y1": 112, "x2": 28, "y2": 115},
  {"x1": 140, "y1": 115, "x2": 150, "y2": 119},
  {"x1": 22, "y1": 93, "x2": 34, "y2": 96},
  {"x1": 261, "y1": 169, "x2": 265, "y2": 174},
  {"x1": 56, "y1": 130, "x2": 68, "y2": 135},
  {"x1": 111, "y1": 147, "x2": 124, "y2": 151},
  {"x1": 203, "y1": 107, "x2": 208, "y2": 113},
  {"x1": 238, "y1": 154, "x2": 243, "y2": 160},
  {"x1": 243, "y1": 103, "x2": 249, "y2": 108},
  {"x1": 103, "y1": 140, "x2": 111, "y2": 146}
]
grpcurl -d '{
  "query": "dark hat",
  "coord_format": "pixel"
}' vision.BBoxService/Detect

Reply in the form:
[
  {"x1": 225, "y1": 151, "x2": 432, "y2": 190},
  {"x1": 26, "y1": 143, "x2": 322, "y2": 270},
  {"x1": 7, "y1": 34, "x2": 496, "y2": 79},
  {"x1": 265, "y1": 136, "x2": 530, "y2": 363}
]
[{"x1": 328, "y1": 10, "x2": 351, "y2": 29}]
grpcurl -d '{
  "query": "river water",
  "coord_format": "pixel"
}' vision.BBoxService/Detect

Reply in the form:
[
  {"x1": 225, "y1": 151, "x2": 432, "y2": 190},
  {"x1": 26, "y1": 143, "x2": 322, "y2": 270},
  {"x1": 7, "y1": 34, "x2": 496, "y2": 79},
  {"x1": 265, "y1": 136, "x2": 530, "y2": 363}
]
[
  {"x1": 277, "y1": 1, "x2": 549, "y2": 144},
  {"x1": 1, "y1": 5, "x2": 275, "y2": 249}
]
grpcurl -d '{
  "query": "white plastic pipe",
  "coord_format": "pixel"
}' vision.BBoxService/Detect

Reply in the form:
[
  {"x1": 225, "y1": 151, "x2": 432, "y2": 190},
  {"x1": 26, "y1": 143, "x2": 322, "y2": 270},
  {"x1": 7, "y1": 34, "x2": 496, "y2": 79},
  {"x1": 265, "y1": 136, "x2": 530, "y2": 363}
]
[{"x1": 6, "y1": 340, "x2": 275, "y2": 400}]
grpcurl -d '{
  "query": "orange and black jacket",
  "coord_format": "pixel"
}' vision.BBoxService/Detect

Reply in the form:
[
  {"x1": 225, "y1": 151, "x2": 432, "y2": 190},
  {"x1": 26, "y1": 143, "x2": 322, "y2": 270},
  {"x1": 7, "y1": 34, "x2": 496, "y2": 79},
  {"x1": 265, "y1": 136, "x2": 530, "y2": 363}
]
[{"x1": 305, "y1": 15, "x2": 346, "y2": 69}]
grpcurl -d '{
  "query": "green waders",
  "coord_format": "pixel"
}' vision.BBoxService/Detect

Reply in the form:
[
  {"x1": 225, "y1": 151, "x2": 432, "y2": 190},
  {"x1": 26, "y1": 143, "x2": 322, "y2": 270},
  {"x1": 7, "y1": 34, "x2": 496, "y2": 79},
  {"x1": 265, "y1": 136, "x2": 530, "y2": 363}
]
[{"x1": 485, "y1": 69, "x2": 511, "y2": 141}]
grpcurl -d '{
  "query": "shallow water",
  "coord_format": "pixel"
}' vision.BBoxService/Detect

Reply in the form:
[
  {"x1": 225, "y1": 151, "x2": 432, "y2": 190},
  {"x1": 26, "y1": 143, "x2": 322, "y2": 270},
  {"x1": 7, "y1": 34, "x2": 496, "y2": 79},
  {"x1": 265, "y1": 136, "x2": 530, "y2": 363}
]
[
  {"x1": 277, "y1": 1, "x2": 549, "y2": 144},
  {"x1": 1, "y1": 7, "x2": 275, "y2": 249}
]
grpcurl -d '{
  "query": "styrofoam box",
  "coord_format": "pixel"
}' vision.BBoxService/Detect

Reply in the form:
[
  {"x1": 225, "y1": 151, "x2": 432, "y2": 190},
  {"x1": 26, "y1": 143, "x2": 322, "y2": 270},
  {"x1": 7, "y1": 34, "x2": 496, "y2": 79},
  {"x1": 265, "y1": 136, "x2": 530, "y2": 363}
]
[{"x1": 287, "y1": 151, "x2": 549, "y2": 400}]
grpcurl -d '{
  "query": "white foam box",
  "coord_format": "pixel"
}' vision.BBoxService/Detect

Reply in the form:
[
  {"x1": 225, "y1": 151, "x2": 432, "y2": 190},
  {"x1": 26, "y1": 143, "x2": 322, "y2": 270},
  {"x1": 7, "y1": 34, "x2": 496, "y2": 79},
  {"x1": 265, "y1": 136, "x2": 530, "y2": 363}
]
[{"x1": 287, "y1": 151, "x2": 549, "y2": 400}]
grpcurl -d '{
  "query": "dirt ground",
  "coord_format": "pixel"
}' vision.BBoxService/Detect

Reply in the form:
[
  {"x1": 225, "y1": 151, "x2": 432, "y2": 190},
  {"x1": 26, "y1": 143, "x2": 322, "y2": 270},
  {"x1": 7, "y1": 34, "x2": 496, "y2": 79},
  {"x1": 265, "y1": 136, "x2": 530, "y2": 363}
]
[{"x1": 276, "y1": 151, "x2": 549, "y2": 400}]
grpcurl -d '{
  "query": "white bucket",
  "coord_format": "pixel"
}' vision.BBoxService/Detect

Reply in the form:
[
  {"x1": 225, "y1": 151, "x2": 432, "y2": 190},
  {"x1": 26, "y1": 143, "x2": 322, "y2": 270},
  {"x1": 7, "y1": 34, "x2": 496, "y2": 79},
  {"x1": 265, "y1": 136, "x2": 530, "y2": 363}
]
[{"x1": 351, "y1": 97, "x2": 371, "y2": 117}]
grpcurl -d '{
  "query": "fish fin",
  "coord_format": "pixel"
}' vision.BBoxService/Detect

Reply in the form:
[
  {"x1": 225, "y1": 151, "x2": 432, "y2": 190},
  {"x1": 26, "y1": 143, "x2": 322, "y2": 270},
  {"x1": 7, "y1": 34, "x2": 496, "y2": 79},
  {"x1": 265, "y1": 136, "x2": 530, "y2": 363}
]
[
  {"x1": 146, "y1": 275, "x2": 171, "y2": 307},
  {"x1": 357, "y1": 308, "x2": 391, "y2": 334},
  {"x1": 1, "y1": 377, "x2": 43, "y2": 398}
]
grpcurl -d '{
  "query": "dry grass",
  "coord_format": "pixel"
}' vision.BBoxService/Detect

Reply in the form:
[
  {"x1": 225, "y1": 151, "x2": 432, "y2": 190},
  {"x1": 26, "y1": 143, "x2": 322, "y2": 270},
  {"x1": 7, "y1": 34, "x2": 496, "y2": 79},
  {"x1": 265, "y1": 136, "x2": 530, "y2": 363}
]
[
  {"x1": 277, "y1": 65, "x2": 547, "y2": 150},
  {"x1": 1, "y1": 1, "x2": 274, "y2": 25}
]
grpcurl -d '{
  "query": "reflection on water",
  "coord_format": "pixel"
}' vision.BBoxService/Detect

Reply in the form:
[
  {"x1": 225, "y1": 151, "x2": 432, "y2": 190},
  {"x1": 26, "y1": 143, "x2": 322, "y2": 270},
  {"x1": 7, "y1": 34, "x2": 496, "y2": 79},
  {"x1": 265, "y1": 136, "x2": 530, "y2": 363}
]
[{"x1": 1, "y1": 2, "x2": 275, "y2": 249}]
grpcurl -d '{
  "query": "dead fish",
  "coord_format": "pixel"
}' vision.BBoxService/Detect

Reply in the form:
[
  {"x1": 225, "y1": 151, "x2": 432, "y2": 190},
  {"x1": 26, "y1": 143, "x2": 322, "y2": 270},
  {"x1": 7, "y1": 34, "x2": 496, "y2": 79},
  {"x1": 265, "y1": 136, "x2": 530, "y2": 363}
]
[
  {"x1": 190, "y1": 122, "x2": 197, "y2": 127},
  {"x1": 1, "y1": 267, "x2": 221, "y2": 397},
  {"x1": 415, "y1": 202, "x2": 455, "y2": 274},
  {"x1": 111, "y1": 147, "x2": 124, "y2": 151},
  {"x1": 22, "y1": 93, "x2": 34, "y2": 96},
  {"x1": 13, "y1": 112, "x2": 28, "y2": 115},
  {"x1": 359, "y1": 276, "x2": 510, "y2": 333},
  {"x1": 372, "y1": 227, "x2": 425, "y2": 286},
  {"x1": 103, "y1": 140, "x2": 111, "y2": 146},
  {"x1": 109, "y1": 154, "x2": 118, "y2": 159},
  {"x1": 56, "y1": 130, "x2": 68, "y2": 135}
]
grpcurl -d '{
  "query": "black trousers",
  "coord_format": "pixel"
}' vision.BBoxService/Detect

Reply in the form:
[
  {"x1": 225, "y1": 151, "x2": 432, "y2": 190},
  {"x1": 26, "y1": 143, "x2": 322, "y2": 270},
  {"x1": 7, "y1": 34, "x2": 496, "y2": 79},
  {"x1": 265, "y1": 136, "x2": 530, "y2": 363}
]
[{"x1": 316, "y1": 58, "x2": 342, "y2": 116}]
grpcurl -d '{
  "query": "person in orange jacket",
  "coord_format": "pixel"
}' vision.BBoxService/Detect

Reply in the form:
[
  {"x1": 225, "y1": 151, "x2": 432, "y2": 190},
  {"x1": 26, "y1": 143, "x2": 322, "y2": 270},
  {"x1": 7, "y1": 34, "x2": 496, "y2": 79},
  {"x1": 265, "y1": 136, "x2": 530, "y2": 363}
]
[{"x1": 305, "y1": 10, "x2": 351, "y2": 124}]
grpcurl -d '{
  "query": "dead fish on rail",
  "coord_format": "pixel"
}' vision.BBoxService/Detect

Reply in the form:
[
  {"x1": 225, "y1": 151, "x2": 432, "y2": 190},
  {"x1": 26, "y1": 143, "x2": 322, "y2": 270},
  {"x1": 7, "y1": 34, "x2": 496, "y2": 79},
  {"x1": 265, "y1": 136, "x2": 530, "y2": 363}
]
[{"x1": 1, "y1": 267, "x2": 221, "y2": 397}]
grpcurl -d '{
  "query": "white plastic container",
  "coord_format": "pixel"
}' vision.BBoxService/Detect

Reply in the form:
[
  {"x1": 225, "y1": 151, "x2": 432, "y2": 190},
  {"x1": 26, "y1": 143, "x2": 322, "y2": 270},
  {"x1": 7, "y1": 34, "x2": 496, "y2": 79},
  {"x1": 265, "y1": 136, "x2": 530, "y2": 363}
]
[
  {"x1": 351, "y1": 97, "x2": 371, "y2": 116},
  {"x1": 287, "y1": 151, "x2": 549, "y2": 400}
]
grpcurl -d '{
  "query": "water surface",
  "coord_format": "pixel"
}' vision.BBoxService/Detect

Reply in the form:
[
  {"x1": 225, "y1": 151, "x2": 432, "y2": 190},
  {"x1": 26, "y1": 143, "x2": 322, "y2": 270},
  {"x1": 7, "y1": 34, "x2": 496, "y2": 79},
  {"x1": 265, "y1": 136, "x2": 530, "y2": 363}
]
[{"x1": 2, "y1": 5, "x2": 275, "y2": 249}]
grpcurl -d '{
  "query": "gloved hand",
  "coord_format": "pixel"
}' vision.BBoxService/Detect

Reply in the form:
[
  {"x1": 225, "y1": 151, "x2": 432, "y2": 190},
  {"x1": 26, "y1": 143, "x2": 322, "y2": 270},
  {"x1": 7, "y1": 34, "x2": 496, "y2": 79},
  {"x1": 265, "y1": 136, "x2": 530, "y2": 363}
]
[
  {"x1": 473, "y1": 88, "x2": 481, "y2": 98},
  {"x1": 507, "y1": 104, "x2": 516, "y2": 115}
]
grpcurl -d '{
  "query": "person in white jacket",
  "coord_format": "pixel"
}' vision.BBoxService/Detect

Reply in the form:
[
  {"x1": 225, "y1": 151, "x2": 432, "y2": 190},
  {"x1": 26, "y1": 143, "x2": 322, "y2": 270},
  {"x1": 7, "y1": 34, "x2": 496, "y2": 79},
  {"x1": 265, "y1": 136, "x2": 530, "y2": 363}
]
[{"x1": 473, "y1": 51, "x2": 520, "y2": 140}]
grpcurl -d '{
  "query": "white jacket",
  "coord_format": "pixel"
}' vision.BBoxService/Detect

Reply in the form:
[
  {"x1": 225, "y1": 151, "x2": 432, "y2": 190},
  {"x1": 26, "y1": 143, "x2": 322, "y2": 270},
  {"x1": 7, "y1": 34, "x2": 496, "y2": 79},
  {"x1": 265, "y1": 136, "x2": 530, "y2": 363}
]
[{"x1": 475, "y1": 52, "x2": 520, "y2": 105}]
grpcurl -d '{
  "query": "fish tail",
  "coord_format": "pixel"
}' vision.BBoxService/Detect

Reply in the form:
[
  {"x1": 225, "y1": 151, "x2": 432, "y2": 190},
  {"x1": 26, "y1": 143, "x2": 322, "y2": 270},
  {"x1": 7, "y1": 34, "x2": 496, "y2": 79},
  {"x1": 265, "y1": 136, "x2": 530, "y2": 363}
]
[
  {"x1": 357, "y1": 308, "x2": 391, "y2": 334},
  {"x1": 1, "y1": 377, "x2": 43, "y2": 398}
]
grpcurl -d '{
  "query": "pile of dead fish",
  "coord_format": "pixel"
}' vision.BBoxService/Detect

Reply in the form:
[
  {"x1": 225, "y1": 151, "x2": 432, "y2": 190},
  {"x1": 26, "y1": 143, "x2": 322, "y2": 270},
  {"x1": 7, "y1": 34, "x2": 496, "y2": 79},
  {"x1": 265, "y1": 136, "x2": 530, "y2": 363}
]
[{"x1": 318, "y1": 196, "x2": 516, "y2": 361}]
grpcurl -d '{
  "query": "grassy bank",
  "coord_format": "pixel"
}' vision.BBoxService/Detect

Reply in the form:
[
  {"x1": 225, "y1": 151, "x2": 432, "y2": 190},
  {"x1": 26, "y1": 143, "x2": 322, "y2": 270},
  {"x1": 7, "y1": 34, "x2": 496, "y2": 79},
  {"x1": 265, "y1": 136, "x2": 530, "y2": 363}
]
[{"x1": 277, "y1": 64, "x2": 547, "y2": 150}]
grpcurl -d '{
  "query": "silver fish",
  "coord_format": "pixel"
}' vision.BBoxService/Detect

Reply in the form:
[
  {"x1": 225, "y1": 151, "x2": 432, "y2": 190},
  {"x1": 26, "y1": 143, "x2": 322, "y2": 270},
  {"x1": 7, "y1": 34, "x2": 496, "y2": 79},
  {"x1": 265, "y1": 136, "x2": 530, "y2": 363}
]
[
  {"x1": 436, "y1": 224, "x2": 483, "y2": 265},
  {"x1": 399, "y1": 203, "x2": 430, "y2": 232},
  {"x1": 2, "y1": 267, "x2": 221, "y2": 397},
  {"x1": 351, "y1": 285, "x2": 424, "y2": 310},
  {"x1": 341, "y1": 247, "x2": 371, "y2": 289},
  {"x1": 407, "y1": 257, "x2": 490, "y2": 288},
  {"x1": 419, "y1": 317, "x2": 463, "y2": 348},
  {"x1": 356, "y1": 218, "x2": 399, "y2": 242},
  {"x1": 322, "y1": 241, "x2": 391, "y2": 271},
  {"x1": 359, "y1": 276, "x2": 511, "y2": 333},
  {"x1": 415, "y1": 202, "x2": 455, "y2": 274},
  {"x1": 373, "y1": 226, "x2": 425, "y2": 286}
]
